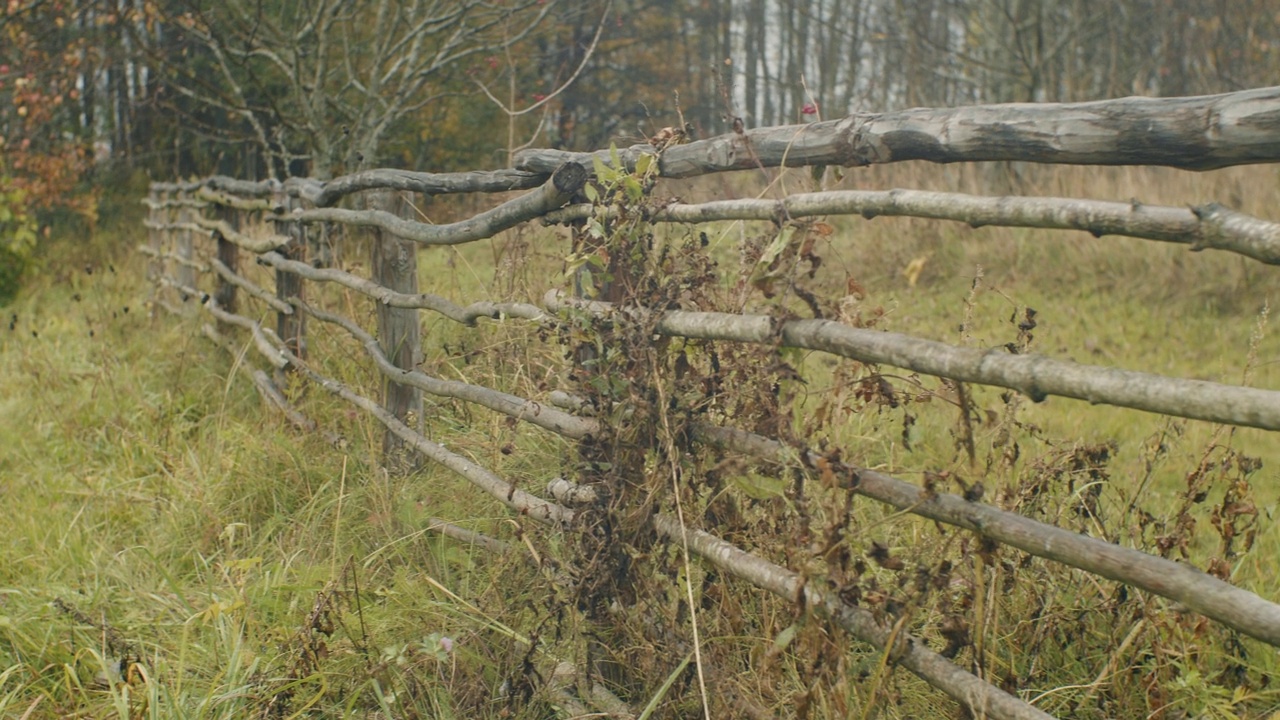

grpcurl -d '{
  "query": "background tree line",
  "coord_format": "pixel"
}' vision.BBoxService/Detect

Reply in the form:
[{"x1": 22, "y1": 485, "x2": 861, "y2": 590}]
[{"x1": 3, "y1": 0, "x2": 1280, "y2": 198}]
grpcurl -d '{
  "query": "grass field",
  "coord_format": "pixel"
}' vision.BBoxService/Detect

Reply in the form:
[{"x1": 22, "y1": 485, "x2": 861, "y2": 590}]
[{"x1": 1, "y1": 162, "x2": 1279, "y2": 718}]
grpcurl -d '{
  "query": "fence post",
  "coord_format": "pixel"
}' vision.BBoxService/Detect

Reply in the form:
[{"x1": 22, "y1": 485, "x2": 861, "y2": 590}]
[
  {"x1": 145, "y1": 190, "x2": 164, "y2": 318},
  {"x1": 272, "y1": 188, "x2": 307, "y2": 364},
  {"x1": 175, "y1": 191, "x2": 197, "y2": 309},
  {"x1": 146, "y1": 191, "x2": 161, "y2": 282},
  {"x1": 212, "y1": 204, "x2": 239, "y2": 316},
  {"x1": 371, "y1": 189, "x2": 423, "y2": 473}
]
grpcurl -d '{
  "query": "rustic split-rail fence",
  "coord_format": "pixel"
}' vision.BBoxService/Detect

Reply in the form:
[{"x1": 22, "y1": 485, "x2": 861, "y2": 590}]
[{"x1": 143, "y1": 86, "x2": 1280, "y2": 719}]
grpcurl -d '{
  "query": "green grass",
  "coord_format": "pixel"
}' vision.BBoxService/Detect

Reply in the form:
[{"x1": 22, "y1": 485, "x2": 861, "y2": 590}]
[{"x1": 2, "y1": 163, "x2": 1280, "y2": 718}]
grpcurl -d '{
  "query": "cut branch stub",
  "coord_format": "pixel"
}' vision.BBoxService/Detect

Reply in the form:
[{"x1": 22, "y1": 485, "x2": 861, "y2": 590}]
[{"x1": 551, "y1": 161, "x2": 589, "y2": 195}]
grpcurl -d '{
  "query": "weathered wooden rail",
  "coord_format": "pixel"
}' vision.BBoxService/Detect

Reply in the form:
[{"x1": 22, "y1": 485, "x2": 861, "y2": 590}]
[{"x1": 142, "y1": 86, "x2": 1280, "y2": 720}]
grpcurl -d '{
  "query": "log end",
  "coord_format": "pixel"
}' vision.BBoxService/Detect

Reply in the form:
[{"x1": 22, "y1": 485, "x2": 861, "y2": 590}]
[{"x1": 552, "y1": 162, "x2": 589, "y2": 195}]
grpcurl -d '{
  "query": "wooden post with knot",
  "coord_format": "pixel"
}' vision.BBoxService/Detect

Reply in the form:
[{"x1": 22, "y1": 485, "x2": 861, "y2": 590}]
[{"x1": 371, "y1": 189, "x2": 423, "y2": 473}]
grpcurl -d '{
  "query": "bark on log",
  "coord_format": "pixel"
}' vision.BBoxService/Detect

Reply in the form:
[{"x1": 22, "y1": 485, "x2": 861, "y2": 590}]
[
  {"x1": 209, "y1": 257, "x2": 293, "y2": 315},
  {"x1": 175, "y1": 195, "x2": 198, "y2": 310},
  {"x1": 143, "y1": 219, "x2": 210, "y2": 233},
  {"x1": 195, "y1": 293, "x2": 290, "y2": 369},
  {"x1": 299, "y1": 362, "x2": 574, "y2": 525},
  {"x1": 544, "y1": 292, "x2": 1280, "y2": 432},
  {"x1": 544, "y1": 190, "x2": 1280, "y2": 266},
  {"x1": 283, "y1": 162, "x2": 586, "y2": 246},
  {"x1": 196, "y1": 186, "x2": 281, "y2": 212},
  {"x1": 295, "y1": 300, "x2": 597, "y2": 440},
  {"x1": 142, "y1": 195, "x2": 209, "y2": 209},
  {"x1": 516, "y1": 86, "x2": 1280, "y2": 176},
  {"x1": 546, "y1": 477, "x2": 600, "y2": 505},
  {"x1": 201, "y1": 323, "x2": 344, "y2": 446},
  {"x1": 257, "y1": 250, "x2": 546, "y2": 325},
  {"x1": 648, "y1": 513, "x2": 1057, "y2": 720},
  {"x1": 138, "y1": 244, "x2": 209, "y2": 272},
  {"x1": 186, "y1": 298, "x2": 1052, "y2": 718},
  {"x1": 426, "y1": 518, "x2": 512, "y2": 554},
  {"x1": 371, "y1": 190, "x2": 424, "y2": 473},
  {"x1": 190, "y1": 214, "x2": 287, "y2": 253},
  {"x1": 153, "y1": 168, "x2": 547, "y2": 208},
  {"x1": 213, "y1": 207, "x2": 240, "y2": 316},
  {"x1": 693, "y1": 423, "x2": 1280, "y2": 649},
  {"x1": 310, "y1": 168, "x2": 546, "y2": 207},
  {"x1": 206, "y1": 175, "x2": 281, "y2": 197},
  {"x1": 272, "y1": 194, "x2": 307, "y2": 362}
]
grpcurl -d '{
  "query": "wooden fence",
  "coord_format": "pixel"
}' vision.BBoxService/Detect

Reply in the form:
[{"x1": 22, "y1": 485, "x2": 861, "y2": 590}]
[{"x1": 142, "y1": 86, "x2": 1280, "y2": 720}]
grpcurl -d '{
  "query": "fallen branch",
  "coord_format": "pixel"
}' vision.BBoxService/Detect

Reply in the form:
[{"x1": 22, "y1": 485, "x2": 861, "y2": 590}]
[
  {"x1": 544, "y1": 291, "x2": 1280, "y2": 432},
  {"x1": 426, "y1": 518, "x2": 512, "y2": 555},
  {"x1": 546, "y1": 477, "x2": 599, "y2": 505}
]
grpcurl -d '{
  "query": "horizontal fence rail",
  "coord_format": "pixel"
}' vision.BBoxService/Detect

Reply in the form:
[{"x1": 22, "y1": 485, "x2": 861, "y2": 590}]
[
  {"x1": 515, "y1": 85, "x2": 1280, "y2": 175},
  {"x1": 141, "y1": 85, "x2": 1280, "y2": 720}
]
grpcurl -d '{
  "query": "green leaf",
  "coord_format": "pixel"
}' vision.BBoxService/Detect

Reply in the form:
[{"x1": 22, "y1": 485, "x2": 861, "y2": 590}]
[
  {"x1": 731, "y1": 472, "x2": 787, "y2": 500},
  {"x1": 635, "y1": 153, "x2": 655, "y2": 176},
  {"x1": 622, "y1": 177, "x2": 643, "y2": 201},
  {"x1": 592, "y1": 155, "x2": 611, "y2": 183},
  {"x1": 637, "y1": 653, "x2": 692, "y2": 720},
  {"x1": 583, "y1": 183, "x2": 599, "y2": 203},
  {"x1": 587, "y1": 217, "x2": 606, "y2": 239},
  {"x1": 772, "y1": 623, "x2": 799, "y2": 652},
  {"x1": 757, "y1": 227, "x2": 794, "y2": 268}
]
